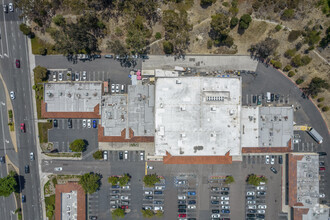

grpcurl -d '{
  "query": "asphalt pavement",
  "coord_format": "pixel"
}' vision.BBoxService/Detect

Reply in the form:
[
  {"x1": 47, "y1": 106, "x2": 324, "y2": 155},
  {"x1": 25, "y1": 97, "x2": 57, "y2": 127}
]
[{"x1": 0, "y1": 4, "x2": 42, "y2": 220}]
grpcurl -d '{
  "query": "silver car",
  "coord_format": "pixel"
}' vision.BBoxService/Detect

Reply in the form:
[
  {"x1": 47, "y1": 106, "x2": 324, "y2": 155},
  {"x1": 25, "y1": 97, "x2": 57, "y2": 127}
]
[
  {"x1": 9, "y1": 3, "x2": 13, "y2": 12},
  {"x1": 10, "y1": 91, "x2": 15, "y2": 99}
]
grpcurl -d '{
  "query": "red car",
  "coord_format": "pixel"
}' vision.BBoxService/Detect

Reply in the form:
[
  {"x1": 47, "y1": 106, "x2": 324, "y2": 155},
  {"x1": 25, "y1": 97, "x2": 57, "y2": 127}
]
[
  {"x1": 320, "y1": 167, "x2": 325, "y2": 171},
  {"x1": 16, "y1": 59, "x2": 20, "y2": 68},
  {"x1": 20, "y1": 123, "x2": 25, "y2": 132},
  {"x1": 121, "y1": 205, "x2": 128, "y2": 209},
  {"x1": 178, "y1": 214, "x2": 186, "y2": 217}
]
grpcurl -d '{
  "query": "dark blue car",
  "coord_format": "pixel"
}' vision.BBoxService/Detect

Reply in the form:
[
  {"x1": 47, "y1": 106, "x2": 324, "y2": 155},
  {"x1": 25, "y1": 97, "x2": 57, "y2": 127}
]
[
  {"x1": 93, "y1": 120, "x2": 97, "y2": 128},
  {"x1": 221, "y1": 209, "x2": 230, "y2": 213},
  {"x1": 22, "y1": 195, "x2": 26, "y2": 203}
]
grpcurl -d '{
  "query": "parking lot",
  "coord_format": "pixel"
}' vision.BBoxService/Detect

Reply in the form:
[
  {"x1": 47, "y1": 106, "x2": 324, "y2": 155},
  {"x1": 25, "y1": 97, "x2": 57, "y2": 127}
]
[
  {"x1": 142, "y1": 179, "x2": 166, "y2": 214},
  {"x1": 175, "y1": 174, "x2": 197, "y2": 219},
  {"x1": 109, "y1": 183, "x2": 132, "y2": 213},
  {"x1": 107, "y1": 150, "x2": 145, "y2": 163},
  {"x1": 245, "y1": 183, "x2": 268, "y2": 219},
  {"x1": 209, "y1": 178, "x2": 231, "y2": 220},
  {"x1": 48, "y1": 119, "x2": 98, "y2": 155}
]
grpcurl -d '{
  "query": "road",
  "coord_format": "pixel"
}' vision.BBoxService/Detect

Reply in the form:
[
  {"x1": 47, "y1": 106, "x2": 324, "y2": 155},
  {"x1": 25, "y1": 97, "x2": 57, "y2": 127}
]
[
  {"x1": 0, "y1": 81, "x2": 17, "y2": 220},
  {"x1": 0, "y1": 3, "x2": 42, "y2": 220}
]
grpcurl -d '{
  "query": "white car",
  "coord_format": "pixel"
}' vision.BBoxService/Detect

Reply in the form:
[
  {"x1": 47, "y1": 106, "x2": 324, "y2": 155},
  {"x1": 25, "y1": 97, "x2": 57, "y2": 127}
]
[
  {"x1": 258, "y1": 205, "x2": 267, "y2": 209},
  {"x1": 212, "y1": 214, "x2": 220, "y2": 218},
  {"x1": 177, "y1": 180, "x2": 187, "y2": 185},
  {"x1": 53, "y1": 72, "x2": 57, "y2": 81},
  {"x1": 256, "y1": 186, "x2": 265, "y2": 190},
  {"x1": 178, "y1": 195, "x2": 186, "y2": 200},
  {"x1": 82, "y1": 119, "x2": 86, "y2": 128},
  {"x1": 221, "y1": 205, "x2": 230, "y2": 209},
  {"x1": 247, "y1": 205, "x2": 256, "y2": 209},
  {"x1": 257, "y1": 209, "x2": 265, "y2": 214},
  {"x1": 58, "y1": 72, "x2": 63, "y2": 81},
  {"x1": 140, "y1": 152, "x2": 144, "y2": 160},
  {"x1": 319, "y1": 193, "x2": 325, "y2": 198},
  {"x1": 82, "y1": 71, "x2": 87, "y2": 80},
  {"x1": 116, "y1": 84, "x2": 120, "y2": 93},
  {"x1": 145, "y1": 191, "x2": 152, "y2": 195},
  {"x1": 144, "y1": 206, "x2": 152, "y2": 210},
  {"x1": 246, "y1": 191, "x2": 255, "y2": 196},
  {"x1": 154, "y1": 206, "x2": 163, "y2": 211},
  {"x1": 265, "y1": 155, "x2": 270, "y2": 164},
  {"x1": 87, "y1": 119, "x2": 91, "y2": 128},
  {"x1": 188, "y1": 205, "x2": 196, "y2": 209},
  {"x1": 271, "y1": 155, "x2": 275, "y2": 164},
  {"x1": 111, "y1": 84, "x2": 115, "y2": 93},
  {"x1": 247, "y1": 200, "x2": 256, "y2": 204},
  {"x1": 54, "y1": 167, "x2": 62, "y2": 171},
  {"x1": 147, "y1": 166, "x2": 153, "y2": 170},
  {"x1": 122, "y1": 185, "x2": 130, "y2": 189},
  {"x1": 220, "y1": 201, "x2": 229, "y2": 205},
  {"x1": 9, "y1": 3, "x2": 13, "y2": 12},
  {"x1": 10, "y1": 91, "x2": 15, "y2": 99},
  {"x1": 211, "y1": 196, "x2": 219, "y2": 200},
  {"x1": 30, "y1": 152, "x2": 34, "y2": 161},
  {"x1": 221, "y1": 196, "x2": 229, "y2": 200},
  {"x1": 120, "y1": 196, "x2": 129, "y2": 200},
  {"x1": 155, "y1": 186, "x2": 165, "y2": 190}
]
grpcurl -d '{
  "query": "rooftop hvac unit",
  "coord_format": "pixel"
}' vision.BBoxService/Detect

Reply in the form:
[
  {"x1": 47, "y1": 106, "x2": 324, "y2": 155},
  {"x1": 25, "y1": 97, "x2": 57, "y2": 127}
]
[
  {"x1": 181, "y1": 106, "x2": 186, "y2": 111},
  {"x1": 181, "y1": 133, "x2": 186, "y2": 138},
  {"x1": 176, "y1": 80, "x2": 181, "y2": 84},
  {"x1": 211, "y1": 107, "x2": 216, "y2": 111},
  {"x1": 229, "y1": 110, "x2": 234, "y2": 115}
]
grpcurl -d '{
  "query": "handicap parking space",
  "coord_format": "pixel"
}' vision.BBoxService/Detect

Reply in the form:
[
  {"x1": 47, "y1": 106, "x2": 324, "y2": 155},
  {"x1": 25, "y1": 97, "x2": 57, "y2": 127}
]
[
  {"x1": 208, "y1": 178, "x2": 231, "y2": 219},
  {"x1": 48, "y1": 119, "x2": 98, "y2": 153}
]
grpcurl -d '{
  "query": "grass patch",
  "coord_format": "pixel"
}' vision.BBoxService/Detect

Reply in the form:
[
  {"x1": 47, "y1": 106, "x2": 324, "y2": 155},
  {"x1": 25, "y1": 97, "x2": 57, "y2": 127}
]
[
  {"x1": 31, "y1": 36, "x2": 59, "y2": 55},
  {"x1": 45, "y1": 194, "x2": 55, "y2": 220},
  {"x1": 44, "y1": 180, "x2": 51, "y2": 195},
  {"x1": 38, "y1": 121, "x2": 53, "y2": 143},
  {"x1": 45, "y1": 152, "x2": 82, "y2": 158},
  {"x1": 8, "y1": 122, "x2": 14, "y2": 131}
]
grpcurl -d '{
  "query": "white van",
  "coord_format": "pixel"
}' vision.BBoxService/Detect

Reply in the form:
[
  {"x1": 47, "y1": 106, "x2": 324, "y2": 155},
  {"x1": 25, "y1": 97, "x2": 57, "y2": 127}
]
[
  {"x1": 266, "y1": 92, "x2": 271, "y2": 103},
  {"x1": 103, "y1": 151, "x2": 108, "y2": 160},
  {"x1": 124, "y1": 150, "x2": 128, "y2": 159}
]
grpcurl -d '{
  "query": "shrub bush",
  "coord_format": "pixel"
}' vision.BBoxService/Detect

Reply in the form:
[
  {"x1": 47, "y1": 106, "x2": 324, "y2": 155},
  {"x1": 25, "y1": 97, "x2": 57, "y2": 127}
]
[
  {"x1": 296, "y1": 78, "x2": 304, "y2": 85},
  {"x1": 288, "y1": 71, "x2": 295, "y2": 77},
  {"x1": 318, "y1": 104, "x2": 323, "y2": 108},
  {"x1": 155, "y1": 32, "x2": 161, "y2": 40},
  {"x1": 270, "y1": 60, "x2": 282, "y2": 69},
  {"x1": 93, "y1": 150, "x2": 103, "y2": 160},
  {"x1": 301, "y1": 55, "x2": 312, "y2": 65},
  {"x1": 322, "y1": 106, "x2": 329, "y2": 112},
  {"x1": 283, "y1": 64, "x2": 292, "y2": 72},
  {"x1": 291, "y1": 54, "x2": 302, "y2": 67},
  {"x1": 281, "y1": 9, "x2": 295, "y2": 20},
  {"x1": 275, "y1": 24, "x2": 282, "y2": 31},
  {"x1": 163, "y1": 41, "x2": 173, "y2": 54},
  {"x1": 230, "y1": 17, "x2": 239, "y2": 28},
  {"x1": 207, "y1": 39, "x2": 213, "y2": 49},
  {"x1": 284, "y1": 48, "x2": 296, "y2": 58},
  {"x1": 317, "y1": 97, "x2": 325, "y2": 102}
]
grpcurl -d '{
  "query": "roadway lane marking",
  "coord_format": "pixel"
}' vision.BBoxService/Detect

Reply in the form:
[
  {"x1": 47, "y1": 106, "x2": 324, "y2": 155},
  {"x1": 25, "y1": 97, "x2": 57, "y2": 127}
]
[
  {"x1": 0, "y1": 21, "x2": 3, "y2": 57},
  {"x1": 2, "y1": 7, "x2": 9, "y2": 58},
  {"x1": 0, "y1": 104, "x2": 7, "y2": 155}
]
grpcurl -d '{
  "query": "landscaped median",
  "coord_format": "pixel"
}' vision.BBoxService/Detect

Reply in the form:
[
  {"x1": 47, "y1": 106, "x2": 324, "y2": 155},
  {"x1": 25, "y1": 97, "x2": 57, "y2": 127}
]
[{"x1": 8, "y1": 109, "x2": 14, "y2": 131}]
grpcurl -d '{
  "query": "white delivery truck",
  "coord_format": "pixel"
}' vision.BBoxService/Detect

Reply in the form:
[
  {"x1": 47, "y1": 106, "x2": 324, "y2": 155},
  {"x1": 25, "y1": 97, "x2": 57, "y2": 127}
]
[{"x1": 307, "y1": 128, "x2": 323, "y2": 144}]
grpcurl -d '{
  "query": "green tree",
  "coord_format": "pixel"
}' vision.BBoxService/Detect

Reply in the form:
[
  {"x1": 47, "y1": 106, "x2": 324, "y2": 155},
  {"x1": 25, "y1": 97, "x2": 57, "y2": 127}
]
[
  {"x1": 291, "y1": 54, "x2": 302, "y2": 67},
  {"x1": 143, "y1": 174, "x2": 160, "y2": 187},
  {"x1": 306, "y1": 77, "x2": 329, "y2": 97},
  {"x1": 78, "y1": 173, "x2": 101, "y2": 194},
  {"x1": 209, "y1": 13, "x2": 233, "y2": 47},
  {"x1": 115, "y1": 27, "x2": 124, "y2": 37},
  {"x1": 155, "y1": 32, "x2": 162, "y2": 40},
  {"x1": 319, "y1": 27, "x2": 330, "y2": 48},
  {"x1": 69, "y1": 139, "x2": 86, "y2": 152},
  {"x1": 141, "y1": 209, "x2": 154, "y2": 218},
  {"x1": 19, "y1": 23, "x2": 32, "y2": 35},
  {"x1": 52, "y1": 15, "x2": 66, "y2": 26},
  {"x1": 317, "y1": 97, "x2": 325, "y2": 102},
  {"x1": 288, "y1": 30, "x2": 301, "y2": 42},
  {"x1": 112, "y1": 208, "x2": 125, "y2": 219},
  {"x1": 38, "y1": 48, "x2": 47, "y2": 56},
  {"x1": 239, "y1": 14, "x2": 252, "y2": 30},
  {"x1": 33, "y1": 65, "x2": 48, "y2": 82},
  {"x1": 93, "y1": 150, "x2": 103, "y2": 160},
  {"x1": 126, "y1": 15, "x2": 151, "y2": 54},
  {"x1": 118, "y1": 174, "x2": 131, "y2": 187},
  {"x1": 304, "y1": 29, "x2": 321, "y2": 46},
  {"x1": 301, "y1": 55, "x2": 312, "y2": 65},
  {"x1": 247, "y1": 174, "x2": 267, "y2": 186},
  {"x1": 322, "y1": 106, "x2": 329, "y2": 112},
  {"x1": 281, "y1": 9, "x2": 294, "y2": 20},
  {"x1": 108, "y1": 176, "x2": 119, "y2": 185},
  {"x1": 0, "y1": 171, "x2": 19, "y2": 197},
  {"x1": 163, "y1": 41, "x2": 174, "y2": 54},
  {"x1": 270, "y1": 60, "x2": 282, "y2": 69},
  {"x1": 200, "y1": 0, "x2": 216, "y2": 7},
  {"x1": 230, "y1": 17, "x2": 239, "y2": 28},
  {"x1": 249, "y1": 38, "x2": 279, "y2": 58},
  {"x1": 224, "y1": 175, "x2": 235, "y2": 184}
]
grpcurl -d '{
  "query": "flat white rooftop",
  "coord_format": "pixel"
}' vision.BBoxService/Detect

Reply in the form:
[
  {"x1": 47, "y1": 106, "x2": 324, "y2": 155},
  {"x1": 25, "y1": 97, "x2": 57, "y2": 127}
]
[
  {"x1": 155, "y1": 77, "x2": 242, "y2": 156},
  {"x1": 44, "y1": 82, "x2": 102, "y2": 112}
]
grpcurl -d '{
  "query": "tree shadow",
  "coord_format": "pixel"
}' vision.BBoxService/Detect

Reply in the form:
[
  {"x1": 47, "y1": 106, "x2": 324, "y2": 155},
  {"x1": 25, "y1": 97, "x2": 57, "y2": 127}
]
[{"x1": 17, "y1": 175, "x2": 25, "y2": 192}]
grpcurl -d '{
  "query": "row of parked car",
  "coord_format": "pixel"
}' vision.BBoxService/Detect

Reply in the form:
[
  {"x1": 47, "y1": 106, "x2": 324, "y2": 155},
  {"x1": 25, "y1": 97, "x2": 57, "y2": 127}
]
[
  {"x1": 210, "y1": 186, "x2": 230, "y2": 219},
  {"x1": 245, "y1": 184, "x2": 267, "y2": 220}
]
